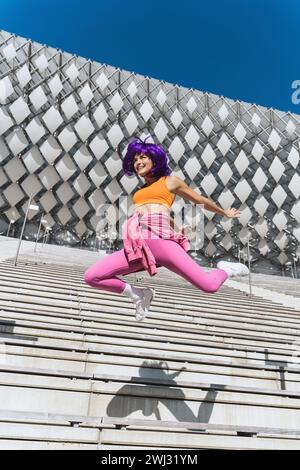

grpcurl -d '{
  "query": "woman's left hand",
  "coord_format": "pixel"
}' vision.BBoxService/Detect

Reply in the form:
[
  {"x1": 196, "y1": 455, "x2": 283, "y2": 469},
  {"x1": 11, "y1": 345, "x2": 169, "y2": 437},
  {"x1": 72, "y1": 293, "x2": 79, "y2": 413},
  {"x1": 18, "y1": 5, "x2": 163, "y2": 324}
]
[{"x1": 224, "y1": 208, "x2": 241, "y2": 218}]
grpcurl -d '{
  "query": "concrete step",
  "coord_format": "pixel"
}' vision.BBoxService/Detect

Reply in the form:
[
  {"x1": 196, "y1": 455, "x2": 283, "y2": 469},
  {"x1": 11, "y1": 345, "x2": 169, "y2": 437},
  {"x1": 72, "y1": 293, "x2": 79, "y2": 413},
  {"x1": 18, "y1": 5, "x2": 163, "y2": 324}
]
[
  {"x1": 100, "y1": 428, "x2": 300, "y2": 450},
  {"x1": 2, "y1": 313, "x2": 300, "y2": 365},
  {"x1": 1, "y1": 346, "x2": 298, "y2": 391},
  {"x1": 2, "y1": 294, "x2": 300, "y2": 345},
  {"x1": 0, "y1": 410, "x2": 300, "y2": 449},
  {"x1": 0, "y1": 421, "x2": 98, "y2": 443},
  {"x1": 2, "y1": 271, "x2": 299, "y2": 321},
  {"x1": 0, "y1": 266, "x2": 286, "y2": 306},
  {"x1": 2, "y1": 260, "x2": 286, "y2": 307},
  {"x1": 0, "y1": 366, "x2": 300, "y2": 427},
  {"x1": 2, "y1": 317, "x2": 300, "y2": 365},
  {"x1": 0, "y1": 247, "x2": 300, "y2": 449},
  {"x1": 0, "y1": 440, "x2": 98, "y2": 450}
]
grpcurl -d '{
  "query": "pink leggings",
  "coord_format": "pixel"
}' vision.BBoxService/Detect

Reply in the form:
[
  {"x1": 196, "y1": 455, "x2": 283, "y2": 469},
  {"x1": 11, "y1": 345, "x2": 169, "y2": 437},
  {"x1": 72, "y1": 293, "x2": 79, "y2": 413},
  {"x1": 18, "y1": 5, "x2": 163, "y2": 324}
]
[{"x1": 84, "y1": 231, "x2": 228, "y2": 295}]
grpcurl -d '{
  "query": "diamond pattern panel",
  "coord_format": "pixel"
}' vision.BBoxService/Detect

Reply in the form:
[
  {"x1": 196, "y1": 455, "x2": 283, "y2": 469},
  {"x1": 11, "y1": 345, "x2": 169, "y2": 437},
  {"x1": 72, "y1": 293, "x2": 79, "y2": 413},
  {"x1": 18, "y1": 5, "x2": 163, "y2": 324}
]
[{"x1": 0, "y1": 29, "x2": 299, "y2": 266}]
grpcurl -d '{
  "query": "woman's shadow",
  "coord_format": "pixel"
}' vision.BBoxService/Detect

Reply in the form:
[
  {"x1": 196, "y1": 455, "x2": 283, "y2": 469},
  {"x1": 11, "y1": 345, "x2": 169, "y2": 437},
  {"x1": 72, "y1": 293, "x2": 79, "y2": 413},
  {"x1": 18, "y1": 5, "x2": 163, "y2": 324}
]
[{"x1": 106, "y1": 360, "x2": 223, "y2": 429}]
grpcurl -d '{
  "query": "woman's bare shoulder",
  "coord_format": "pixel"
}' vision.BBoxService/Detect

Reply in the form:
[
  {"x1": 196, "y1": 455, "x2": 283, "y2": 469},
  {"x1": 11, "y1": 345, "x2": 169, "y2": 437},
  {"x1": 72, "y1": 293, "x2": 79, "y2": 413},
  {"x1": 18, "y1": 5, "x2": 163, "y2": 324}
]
[{"x1": 165, "y1": 175, "x2": 186, "y2": 192}]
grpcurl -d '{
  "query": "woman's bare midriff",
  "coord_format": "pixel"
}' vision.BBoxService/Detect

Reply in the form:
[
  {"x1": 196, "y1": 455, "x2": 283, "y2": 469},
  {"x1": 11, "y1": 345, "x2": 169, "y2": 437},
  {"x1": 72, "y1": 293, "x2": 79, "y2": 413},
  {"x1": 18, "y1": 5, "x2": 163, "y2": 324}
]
[
  {"x1": 134, "y1": 203, "x2": 171, "y2": 216},
  {"x1": 133, "y1": 203, "x2": 185, "y2": 233}
]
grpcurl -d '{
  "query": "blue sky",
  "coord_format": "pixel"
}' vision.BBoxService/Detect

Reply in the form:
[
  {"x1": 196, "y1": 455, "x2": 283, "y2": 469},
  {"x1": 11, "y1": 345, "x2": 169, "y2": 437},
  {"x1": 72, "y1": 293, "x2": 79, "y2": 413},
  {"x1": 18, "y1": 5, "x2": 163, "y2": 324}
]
[{"x1": 1, "y1": 0, "x2": 299, "y2": 114}]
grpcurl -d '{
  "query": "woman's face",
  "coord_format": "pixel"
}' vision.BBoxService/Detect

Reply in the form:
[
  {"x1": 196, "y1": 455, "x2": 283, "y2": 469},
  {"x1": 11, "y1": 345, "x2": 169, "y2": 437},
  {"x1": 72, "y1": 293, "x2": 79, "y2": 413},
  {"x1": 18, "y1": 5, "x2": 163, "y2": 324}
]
[{"x1": 133, "y1": 153, "x2": 153, "y2": 177}]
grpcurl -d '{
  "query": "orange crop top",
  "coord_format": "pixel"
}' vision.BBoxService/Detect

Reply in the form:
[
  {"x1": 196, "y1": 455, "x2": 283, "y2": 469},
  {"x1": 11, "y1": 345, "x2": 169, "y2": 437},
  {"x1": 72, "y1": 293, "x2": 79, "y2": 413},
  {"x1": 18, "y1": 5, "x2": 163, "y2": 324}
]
[{"x1": 133, "y1": 176, "x2": 176, "y2": 209}]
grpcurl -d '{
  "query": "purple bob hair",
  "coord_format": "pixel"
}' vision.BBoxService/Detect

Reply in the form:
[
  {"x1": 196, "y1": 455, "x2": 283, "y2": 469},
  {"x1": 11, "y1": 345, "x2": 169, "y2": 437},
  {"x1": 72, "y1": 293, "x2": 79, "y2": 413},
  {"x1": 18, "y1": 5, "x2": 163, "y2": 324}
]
[{"x1": 122, "y1": 136, "x2": 172, "y2": 177}]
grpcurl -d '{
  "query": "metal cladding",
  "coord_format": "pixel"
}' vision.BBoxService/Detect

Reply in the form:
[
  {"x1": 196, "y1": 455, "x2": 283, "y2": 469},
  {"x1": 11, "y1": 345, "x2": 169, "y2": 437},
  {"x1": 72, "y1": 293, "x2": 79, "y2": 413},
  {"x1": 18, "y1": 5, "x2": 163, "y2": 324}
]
[{"x1": 0, "y1": 29, "x2": 300, "y2": 267}]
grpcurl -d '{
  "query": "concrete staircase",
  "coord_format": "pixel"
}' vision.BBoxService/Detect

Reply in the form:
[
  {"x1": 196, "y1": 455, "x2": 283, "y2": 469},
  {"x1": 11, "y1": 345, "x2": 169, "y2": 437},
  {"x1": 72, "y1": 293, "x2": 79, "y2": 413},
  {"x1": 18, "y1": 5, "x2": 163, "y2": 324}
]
[
  {"x1": 230, "y1": 271, "x2": 300, "y2": 298},
  {"x1": 0, "y1": 247, "x2": 300, "y2": 449}
]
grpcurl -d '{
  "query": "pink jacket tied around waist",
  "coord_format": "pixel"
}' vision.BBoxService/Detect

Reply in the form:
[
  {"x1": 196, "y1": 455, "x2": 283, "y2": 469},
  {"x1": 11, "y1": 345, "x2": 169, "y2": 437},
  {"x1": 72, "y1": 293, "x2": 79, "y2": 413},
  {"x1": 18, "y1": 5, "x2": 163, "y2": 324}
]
[{"x1": 122, "y1": 211, "x2": 190, "y2": 276}]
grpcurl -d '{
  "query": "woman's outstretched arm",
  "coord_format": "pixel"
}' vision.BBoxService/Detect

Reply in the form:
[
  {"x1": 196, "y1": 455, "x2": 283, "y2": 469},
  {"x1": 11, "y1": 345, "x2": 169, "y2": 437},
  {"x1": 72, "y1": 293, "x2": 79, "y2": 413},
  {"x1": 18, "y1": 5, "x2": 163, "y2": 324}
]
[{"x1": 168, "y1": 176, "x2": 241, "y2": 218}]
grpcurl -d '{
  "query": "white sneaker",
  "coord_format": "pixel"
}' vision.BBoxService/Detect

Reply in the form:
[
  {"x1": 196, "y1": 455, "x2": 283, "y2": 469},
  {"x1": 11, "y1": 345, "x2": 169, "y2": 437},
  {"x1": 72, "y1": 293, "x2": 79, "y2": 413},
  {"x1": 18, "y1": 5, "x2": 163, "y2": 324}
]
[
  {"x1": 217, "y1": 260, "x2": 249, "y2": 278},
  {"x1": 135, "y1": 287, "x2": 155, "y2": 321}
]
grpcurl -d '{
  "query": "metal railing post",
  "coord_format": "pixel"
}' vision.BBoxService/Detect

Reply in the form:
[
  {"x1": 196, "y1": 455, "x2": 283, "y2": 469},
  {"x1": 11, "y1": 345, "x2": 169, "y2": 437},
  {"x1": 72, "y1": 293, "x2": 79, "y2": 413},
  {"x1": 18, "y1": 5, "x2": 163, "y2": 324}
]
[
  {"x1": 6, "y1": 220, "x2": 14, "y2": 237},
  {"x1": 42, "y1": 228, "x2": 49, "y2": 248},
  {"x1": 247, "y1": 232, "x2": 252, "y2": 299},
  {"x1": 14, "y1": 196, "x2": 33, "y2": 266},
  {"x1": 294, "y1": 257, "x2": 298, "y2": 279},
  {"x1": 34, "y1": 213, "x2": 45, "y2": 253}
]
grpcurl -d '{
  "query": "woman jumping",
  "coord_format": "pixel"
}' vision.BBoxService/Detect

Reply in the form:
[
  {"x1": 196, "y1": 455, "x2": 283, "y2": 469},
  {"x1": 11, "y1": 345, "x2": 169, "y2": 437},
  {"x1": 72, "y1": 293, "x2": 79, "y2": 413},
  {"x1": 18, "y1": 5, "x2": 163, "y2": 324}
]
[{"x1": 84, "y1": 137, "x2": 249, "y2": 321}]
